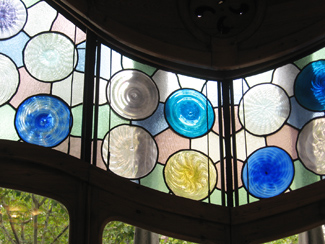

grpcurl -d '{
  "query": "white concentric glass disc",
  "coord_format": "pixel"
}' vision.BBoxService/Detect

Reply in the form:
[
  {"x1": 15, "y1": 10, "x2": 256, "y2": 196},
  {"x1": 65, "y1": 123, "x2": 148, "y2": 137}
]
[
  {"x1": 164, "y1": 150, "x2": 217, "y2": 201},
  {"x1": 102, "y1": 125, "x2": 158, "y2": 179},
  {"x1": 0, "y1": 0, "x2": 27, "y2": 39},
  {"x1": 107, "y1": 70, "x2": 159, "y2": 120},
  {"x1": 297, "y1": 118, "x2": 325, "y2": 174},
  {"x1": 0, "y1": 54, "x2": 19, "y2": 105},
  {"x1": 24, "y1": 32, "x2": 77, "y2": 82},
  {"x1": 239, "y1": 84, "x2": 290, "y2": 135}
]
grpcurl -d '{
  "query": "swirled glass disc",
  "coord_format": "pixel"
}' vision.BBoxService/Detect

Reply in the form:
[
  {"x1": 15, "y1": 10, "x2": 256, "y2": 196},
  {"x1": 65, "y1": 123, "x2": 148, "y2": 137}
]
[
  {"x1": 24, "y1": 33, "x2": 77, "y2": 82},
  {"x1": 295, "y1": 60, "x2": 325, "y2": 111},
  {"x1": 0, "y1": 54, "x2": 19, "y2": 105},
  {"x1": 297, "y1": 118, "x2": 325, "y2": 174},
  {"x1": 102, "y1": 125, "x2": 158, "y2": 179},
  {"x1": 165, "y1": 89, "x2": 214, "y2": 138},
  {"x1": 15, "y1": 95, "x2": 72, "y2": 147},
  {"x1": 107, "y1": 70, "x2": 159, "y2": 120},
  {"x1": 164, "y1": 150, "x2": 217, "y2": 200},
  {"x1": 242, "y1": 147, "x2": 294, "y2": 198},
  {"x1": 0, "y1": 0, "x2": 27, "y2": 39},
  {"x1": 239, "y1": 84, "x2": 290, "y2": 135}
]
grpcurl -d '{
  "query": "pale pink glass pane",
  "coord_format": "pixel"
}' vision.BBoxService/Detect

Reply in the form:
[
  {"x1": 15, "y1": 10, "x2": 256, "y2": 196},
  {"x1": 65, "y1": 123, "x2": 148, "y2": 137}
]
[
  {"x1": 51, "y1": 14, "x2": 86, "y2": 44},
  {"x1": 155, "y1": 129, "x2": 190, "y2": 165},
  {"x1": 92, "y1": 140, "x2": 107, "y2": 171},
  {"x1": 266, "y1": 125, "x2": 298, "y2": 160},
  {"x1": 53, "y1": 137, "x2": 69, "y2": 153},
  {"x1": 10, "y1": 68, "x2": 51, "y2": 108},
  {"x1": 69, "y1": 137, "x2": 81, "y2": 159},
  {"x1": 215, "y1": 159, "x2": 243, "y2": 191}
]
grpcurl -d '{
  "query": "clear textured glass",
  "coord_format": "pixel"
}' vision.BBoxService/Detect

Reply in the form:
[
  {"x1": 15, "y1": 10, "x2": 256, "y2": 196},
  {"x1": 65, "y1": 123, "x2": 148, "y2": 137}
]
[
  {"x1": 0, "y1": 0, "x2": 27, "y2": 39},
  {"x1": 164, "y1": 150, "x2": 217, "y2": 200},
  {"x1": 24, "y1": 32, "x2": 77, "y2": 82},
  {"x1": 102, "y1": 125, "x2": 158, "y2": 179},
  {"x1": 165, "y1": 89, "x2": 214, "y2": 138},
  {"x1": 242, "y1": 147, "x2": 294, "y2": 198},
  {"x1": 15, "y1": 95, "x2": 72, "y2": 147},
  {"x1": 107, "y1": 70, "x2": 159, "y2": 120},
  {"x1": 297, "y1": 118, "x2": 325, "y2": 174},
  {"x1": 295, "y1": 60, "x2": 325, "y2": 111},
  {"x1": 0, "y1": 54, "x2": 19, "y2": 105},
  {"x1": 239, "y1": 84, "x2": 290, "y2": 135}
]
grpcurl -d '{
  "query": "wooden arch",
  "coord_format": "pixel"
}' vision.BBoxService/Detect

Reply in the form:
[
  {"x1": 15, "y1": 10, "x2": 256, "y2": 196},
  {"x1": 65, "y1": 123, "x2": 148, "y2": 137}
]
[{"x1": 0, "y1": 140, "x2": 324, "y2": 244}]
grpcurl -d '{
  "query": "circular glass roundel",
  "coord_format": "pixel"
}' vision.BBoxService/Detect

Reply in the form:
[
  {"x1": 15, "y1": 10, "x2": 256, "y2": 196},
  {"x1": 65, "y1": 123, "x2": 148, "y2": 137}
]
[
  {"x1": 165, "y1": 89, "x2": 214, "y2": 138},
  {"x1": 0, "y1": 54, "x2": 19, "y2": 105},
  {"x1": 242, "y1": 147, "x2": 294, "y2": 199},
  {"x1": 239, "y1": 84, "x2": 290, "y2": 136},
  {"x1": 164, "y1": 150, "x2": 217, "y2": 201},
  {"x1": 24, "y1": 33, "x2": 77, "y2": 82},
  {"x1": 297, "y1": 117, "x2": 325, "y2": 174},
  {"x1": 107, "y1": 70, "x2": 159, "y2": 120},
  {"x1": 15, "y1": 95, "x2": 72, "y2": 147},
  {"x1": 102, "y1": 125, "x2": 158, "y2": 179},
  {"x1": 295, "y1": 60, "x2": 325, "y2": 111},
  {"x1": 0, "y1": 0, "x2": 27, "y2": 39}
]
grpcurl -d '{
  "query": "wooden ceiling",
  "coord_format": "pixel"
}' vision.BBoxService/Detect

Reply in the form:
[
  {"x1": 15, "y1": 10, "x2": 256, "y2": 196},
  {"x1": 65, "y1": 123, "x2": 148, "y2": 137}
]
[{"x1": 53, "y1": 0, "x2": 325, "y2": 79}]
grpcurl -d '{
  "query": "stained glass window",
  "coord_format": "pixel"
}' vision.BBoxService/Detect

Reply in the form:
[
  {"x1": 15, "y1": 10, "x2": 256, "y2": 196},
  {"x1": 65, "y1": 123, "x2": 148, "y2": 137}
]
[{"x1": 1, "y1": 0, "x2": 325, "y2": 211}]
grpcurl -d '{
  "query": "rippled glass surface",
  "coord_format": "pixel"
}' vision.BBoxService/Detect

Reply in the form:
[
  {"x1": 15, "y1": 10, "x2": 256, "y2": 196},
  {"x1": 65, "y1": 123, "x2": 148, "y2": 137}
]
[
  {"x1": 239, "y1": 84, "x2": 290, "y2": 135},
  {"x1": 295, "y1": 60, "x2": 325, "y2": 111},
  {"x1": 164, "y1": 150, "x2": 217, "y2": 200},
  {"x1": 15, "y1": 95, "x2": 72, "y2": 147},
  {"x1": 102, "y1": 125, "x2": 158, "y2": 179},
  {"x1": 107, "y1": 70, "x2": 159, "y2": 120},
  {"x1": 24, "y1": 32, "x2": 77, "y2": 82},
  {"x1": 297, "y1": 118, "x2": 325, "y2": 174},
  {"x1": 0, "y1": 54, "x2": 19, "y2": 105},
  {"x1": 0, "y1": 0, "x2": 27, "y2": 39},
  {"x1": 242, "y1": 147, "x2": 294, "y2": 198},
  {"x1": 165, "y1": 89, "x2": 214, "y2": 138}
]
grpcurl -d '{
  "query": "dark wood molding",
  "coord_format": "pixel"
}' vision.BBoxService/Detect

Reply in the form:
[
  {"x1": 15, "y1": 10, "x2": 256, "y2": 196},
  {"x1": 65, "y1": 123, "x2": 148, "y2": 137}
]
[{"x1": 0, "y1": 140, "x2": 324, "y2": 243}]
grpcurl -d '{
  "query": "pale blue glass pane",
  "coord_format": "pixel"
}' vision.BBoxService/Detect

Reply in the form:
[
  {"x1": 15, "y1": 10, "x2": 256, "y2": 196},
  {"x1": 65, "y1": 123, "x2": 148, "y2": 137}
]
[
  {"x1": 0, "y1": 31, "x2": 30, "y2": 67},
  {"x1": 287, "y1": 97, "x2": 324, "y2": 129},
  {"x1": 76, "y1": 42, "x2": 85, "y2": 72},
  {"x1": 132, "y1": 103, "x2": 168, "y2": 136}
]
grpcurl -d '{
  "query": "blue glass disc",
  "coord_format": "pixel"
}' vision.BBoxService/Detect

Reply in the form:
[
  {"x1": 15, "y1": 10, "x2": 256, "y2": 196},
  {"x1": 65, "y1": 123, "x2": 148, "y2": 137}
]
[
  {"x1": 242, "y1": 147, "x2": 294, "y2": 199},
  {"x1": 295, "y1": 60, "x2": 325, "y2": 111},
  {"x1": 165, "y1": 89, "x2": 214, "y2": 138},
  {"x1": 15, "y1": 95, "x2": 72, "y2": 147}
]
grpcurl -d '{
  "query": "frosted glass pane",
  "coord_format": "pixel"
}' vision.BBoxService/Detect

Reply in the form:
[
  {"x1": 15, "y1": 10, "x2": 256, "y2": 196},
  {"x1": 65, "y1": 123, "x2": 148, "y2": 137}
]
[
  {"x1": 245, "y1": 70, "x2": 273, "y2": 87},
  {"x1": 191, "y1": 132, "x2": 221, "y2": 163},
  {"x1": 24, "y1": 1, "x2": 57, "y2": 36},
  {"x1": 76, "y1": 44, "x2": 85, "y2": 72},
  {"x1": 178, "y1": 74, "x2": 205, "y2": 91},
  {"x1": 152, "y1": 70, "x2": 180, "y2": 102},
  {"x1": 235, "y1": 130, "x2": 266, "y2": 161},
  {"x1": 239, "y1": 84, "x2": 290, "y2": 135},
  {"x1": 297, "y1": 118, "x2": 325, "y2": 174},
  {"x1": 233, "y1": 78, "x2": 249, "y2": 105},
  {"x1": 0, "y1": 54, "x2": 19, "y2": 105},
  {"x1": 215, "y1": 159, "x2": 243, "y2": 190},
  {"x1": 24, "y1": 32, "x2": 77, "y2": 82},
  {"x1": 0, "y1": 105, "x2": 19, "y2": 140},
  {"x1": 202, "y1": 80, "x2": 219, "y2": 107},
  {"x1": 100, "y1": 45, "x2": 111, "y2": 80},
  {"x1": 272, "y1": 64, "x2": 299, "y2": 97},
  {"x1": 102, "y1": 125, "x2": 158, "y2": 179}
]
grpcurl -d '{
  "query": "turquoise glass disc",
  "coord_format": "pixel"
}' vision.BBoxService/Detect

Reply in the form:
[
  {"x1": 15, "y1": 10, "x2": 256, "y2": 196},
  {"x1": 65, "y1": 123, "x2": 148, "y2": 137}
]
[
  {"x1": 15, "y1": 95, "x2": 72, "y2": 147},
  {"x1": 165, "y1": 89, "x2": 214, "y2": 138},
  {"x1": 242, "y1": 147, "x2": 294, "y2": 199},
  {"x1": 295, "y1": 60, "x2": 325, "y2": 111}
]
